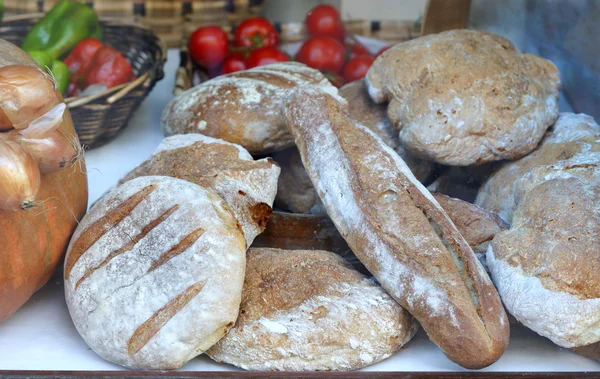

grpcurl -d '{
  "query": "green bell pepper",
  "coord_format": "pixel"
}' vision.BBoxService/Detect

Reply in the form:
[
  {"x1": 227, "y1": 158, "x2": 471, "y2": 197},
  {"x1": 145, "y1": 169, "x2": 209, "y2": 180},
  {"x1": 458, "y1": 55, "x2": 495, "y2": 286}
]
[
  {"x1": 0, "y1": 0, "x2": 4, "y2": 22},
  {"x1": 21, "y1": 1, "x2": 102, "y2": 60},
  {"x1": 27, "y1": 51, "x2": 70, "y2": 95}
]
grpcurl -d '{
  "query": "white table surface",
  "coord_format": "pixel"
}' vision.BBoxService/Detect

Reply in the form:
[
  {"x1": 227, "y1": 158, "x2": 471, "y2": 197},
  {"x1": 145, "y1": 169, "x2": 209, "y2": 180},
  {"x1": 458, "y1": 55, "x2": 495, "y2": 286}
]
[{"x1": 0, "y1": 49, "x2": 598, "y2": 373}]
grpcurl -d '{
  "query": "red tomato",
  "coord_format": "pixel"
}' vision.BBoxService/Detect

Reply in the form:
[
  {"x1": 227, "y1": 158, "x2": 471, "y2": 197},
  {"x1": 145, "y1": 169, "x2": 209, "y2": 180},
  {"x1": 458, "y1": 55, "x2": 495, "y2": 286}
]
[
  {"x1": 305, "y1": 4, "x2": 345, "y2": 40},
  {"x1": 345, "y1": 41, "x2": 371, "y2": 60},
  {"x1": 342, "y1": 55, "x2": 375, "y2": 82},
  {"x1": 324, "y1": 72, "x2": 346, "y2": 88},
  {"x1": 222, "y1": 55, "x2": 247, "y2": 74},
  {"x1": 188, "y1": 26, "x2": 229, "y2": 69},
  {"x1": 296, "y1": 36, "x2": 345, "y2": 73},
  {"x1": 246, "y1": 47, "x2": 289, "y2": 68},
  {"x1": 234, "y1": 17, "x2": 278, "y2": 48},
  {"x1": 376, "y1": 45, "x2": 392, "y2": 56}
]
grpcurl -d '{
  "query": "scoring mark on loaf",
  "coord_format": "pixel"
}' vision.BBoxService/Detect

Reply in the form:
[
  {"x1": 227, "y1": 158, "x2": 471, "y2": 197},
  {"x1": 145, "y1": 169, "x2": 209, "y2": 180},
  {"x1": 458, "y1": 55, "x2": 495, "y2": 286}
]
[
  {"x1": 65, "y1": 185, "x2": 157, "y2": 280},
  {"x1": 127, "y1": 279, "x2": 207, "y2": 356},
  {"x1": 74, "y1": 205, "x2": 181, "y2": 290},
  {"x1": 147, "y1": 228, "x2": 205, "y2": 273}
]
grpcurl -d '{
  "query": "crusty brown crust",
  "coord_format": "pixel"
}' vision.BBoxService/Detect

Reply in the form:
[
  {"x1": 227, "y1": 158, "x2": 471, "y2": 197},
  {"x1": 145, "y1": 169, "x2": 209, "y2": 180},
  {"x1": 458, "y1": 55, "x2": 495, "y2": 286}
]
[
  {"x1": 339, "y1": 80, "x2": 435, "y2": 183},
  {"x1": 573, "y1": 342, "x2": 600, "y2": 362},
  {"x1": 366, "y1": 30, "x2": 561, "y2": 166},
  {"x1": 207, "y1": 248, "x2": 418, "y2": 371},
  {"x1": 161, "y1": 62, "x2": 340, "y2": 154},
  {"x1": 118, "y1": 134, "x2": 280, "y2": 247},
  {"x1": 282, "y1": 86, "x2": 509, "y2": 369}
]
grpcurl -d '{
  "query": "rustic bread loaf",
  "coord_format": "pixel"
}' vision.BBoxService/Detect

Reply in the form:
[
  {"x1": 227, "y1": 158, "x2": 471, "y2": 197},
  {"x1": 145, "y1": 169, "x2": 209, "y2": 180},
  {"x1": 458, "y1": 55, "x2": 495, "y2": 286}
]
[
  {"x1": 433, "y1": 193, "x2": 507, "y2": 271},
  {"x1": 366, "y1": 30, "x2": 561, "y2": 166},
  {"x1": 119, "y1": 134, "x2": 280, "y2": 247},
  {"x1": 476, "y1": 113, "x2": 600, "y2": 223},
  {"x1": 488, "y1": 169, "x2": 600, "y2": 348},
  {"x1": 207, "y1": 248, "x2": 417, "y2": 371},
  {"x1": 573, "y1": 342, "x2": 600, "y2": 362},
  {"x1": 64, "y1": 176, "x2": 246, "y2": 370},
  {"x1": 271, "y1": 147, "x2": 324, "y2": 214},
  {"x1": 339, "y1": 80, "x2": 435, "y2": 183},
  {"x1": 282, "y1": 86, "x2": 509, "y2": 369},
  {"x1": 161, "y1": 62, "x2": 342, "y2": 155}
]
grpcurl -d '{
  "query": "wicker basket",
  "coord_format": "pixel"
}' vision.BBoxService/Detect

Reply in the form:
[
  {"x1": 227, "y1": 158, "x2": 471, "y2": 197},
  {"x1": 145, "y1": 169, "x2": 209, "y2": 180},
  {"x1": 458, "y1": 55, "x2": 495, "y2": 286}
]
[
  {"x1": 4, "y1": 0, "x2": 264, "y2": 48},
  {"x1": 0, "y1": 14, "x2": 167, "y2": 148}
]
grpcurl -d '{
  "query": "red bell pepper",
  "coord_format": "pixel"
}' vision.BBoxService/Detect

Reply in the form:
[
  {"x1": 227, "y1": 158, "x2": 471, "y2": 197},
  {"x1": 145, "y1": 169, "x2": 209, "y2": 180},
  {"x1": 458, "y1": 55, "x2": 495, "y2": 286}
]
[
  {"x1": 64, "y1": 38, "x2": 103, "y2": 76},
  {"x1": 83, "y1": 46, "x2": 135, "y2": 89}
]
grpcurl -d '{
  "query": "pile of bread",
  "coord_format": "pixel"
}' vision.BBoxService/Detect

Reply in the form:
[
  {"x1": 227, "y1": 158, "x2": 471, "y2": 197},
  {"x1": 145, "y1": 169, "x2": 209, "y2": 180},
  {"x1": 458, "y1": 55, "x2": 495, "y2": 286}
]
[{"x1": 63, "y1": 30, "x2": 600, "y2": 371}]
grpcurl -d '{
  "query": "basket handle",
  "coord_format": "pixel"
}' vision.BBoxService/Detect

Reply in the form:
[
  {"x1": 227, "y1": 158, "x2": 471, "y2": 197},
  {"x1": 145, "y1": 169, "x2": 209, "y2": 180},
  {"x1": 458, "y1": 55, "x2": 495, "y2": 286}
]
[{"x1": 421, "y1": 0, "x2": 472, "y2": 35}]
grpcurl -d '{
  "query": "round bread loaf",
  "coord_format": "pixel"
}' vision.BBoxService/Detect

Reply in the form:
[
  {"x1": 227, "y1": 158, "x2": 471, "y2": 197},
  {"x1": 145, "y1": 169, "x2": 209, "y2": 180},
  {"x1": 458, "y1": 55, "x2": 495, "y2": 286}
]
[
  {"x1": 64, "y1": 176, "x2": 246, "y2": 369},
  {"x1": 207, "y1": 248, "x2": 418, "y2": 371},
  {"x1": 366, "y1": 30, "x2": 561, "y2": 166},
  {"x1": 476, "y1": 113, "x2": 600, "y2": 223},
  {"x1": 339, "y1": 80, "x2": 435, "y2": 183},
  {"x1": 161, "y1": 62, "x2": 342, "y2": 155},
  {"x1": 119, "y1": 134, "x2": 280, "y2": 247}
]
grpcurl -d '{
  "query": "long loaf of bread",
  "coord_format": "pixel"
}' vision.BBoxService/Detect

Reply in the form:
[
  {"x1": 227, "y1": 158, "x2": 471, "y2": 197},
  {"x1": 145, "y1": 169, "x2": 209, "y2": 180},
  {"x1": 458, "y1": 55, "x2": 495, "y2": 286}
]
[{"x1": 282, "y1": 86, "x2": 509, "y2": 369}]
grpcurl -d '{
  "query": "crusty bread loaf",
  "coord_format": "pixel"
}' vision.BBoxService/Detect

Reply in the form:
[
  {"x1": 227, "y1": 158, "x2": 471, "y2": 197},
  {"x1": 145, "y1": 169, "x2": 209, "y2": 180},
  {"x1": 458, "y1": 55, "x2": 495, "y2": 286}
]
[
  {"x1": 282, "y1": 86, "x2": 509, "y2": 369},
  {"x1": 488, "y1": 152, "x2": 600, "y2": 348},
  {"x1": 433, "y1": 193, "x2": 507, "y2": 271},
  {"x1": 119, "y1": 134, "x2": 280, "y2": 246},
  {"x1": 476, "y1": 113, "x2": 600, "y2": 223},
  {"x1": 573, "y1": 342, "x2": 600, "y2": 362},
  {"x1": 366, "y1": 30, "x2": 561, "y2": 166},
  {"x1": 339, "y1": 80, "x2": 435, "y2": 183},
  {"x1": 64, "y1": 176, "x2": 246, "y2": 369},
  {"x1": 161, "y1": 62, "x2": 342, "y2": 154},
  {"x1": 271, "y1": 147, "x2": 324, "y2": 214},
  {"x1": 207, "y1": 248, "x2": 418, "y2": 371}
]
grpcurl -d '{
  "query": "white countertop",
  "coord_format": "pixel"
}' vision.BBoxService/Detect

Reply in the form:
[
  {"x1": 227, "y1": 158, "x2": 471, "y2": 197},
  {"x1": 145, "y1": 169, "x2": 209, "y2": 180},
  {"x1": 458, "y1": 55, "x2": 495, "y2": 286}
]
[{"x1": 0, "y1": 49, "x2": 598, "y2": 373}]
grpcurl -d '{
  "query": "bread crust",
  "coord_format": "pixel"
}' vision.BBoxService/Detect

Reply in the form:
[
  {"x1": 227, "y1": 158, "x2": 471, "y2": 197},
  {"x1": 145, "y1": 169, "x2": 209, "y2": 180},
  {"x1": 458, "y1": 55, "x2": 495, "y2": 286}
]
[
  {"x1": 64, "y1": 176, "x2": 246, "y2": 369},
  {"x1": 282, "y1": 86, "x2": 509, "y2": 369},
  {"x1": 119, "y1": 134, "x2": 280, "y2": 247},
  {"x1": 207, "y1": 248, "x2": 418, "y2": 371},
  {"x1": 161, "y1": 62, "x2": 341, "y2": 154},
  {"x1": 366, "y1": 30, "x2": 561, "y2": 166}
]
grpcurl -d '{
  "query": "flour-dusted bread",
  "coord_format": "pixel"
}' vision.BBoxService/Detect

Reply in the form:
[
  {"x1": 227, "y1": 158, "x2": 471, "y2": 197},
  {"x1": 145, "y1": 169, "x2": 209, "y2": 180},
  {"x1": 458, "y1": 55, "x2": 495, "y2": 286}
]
[
  {"x1": 433, "y1": 193, "x2": 507, "y2": 270},
  {"x1": 161, "y1": 62, "x2": 342, "y2": 154},
  {"x1": 366, "y1": 30, "x2": 561, "y2": 166},
  {"x1": 271, "y1": 147, "x2": 324, "y2": 214},
  {"x1": 476, "y1": 113, "x2": 600, "y2": 223},
  {"x1": 282, "y1": 86, "x2": 509, "y2": 369},
  {"x1": 119, "y1": 134, "x2": 280, "y2": 247},
  {"x1": 488, "y1": 168, "x2": 600, "y2": 348},
  {"x1": 207, "y1": 248, "x2": 417, "y2": 371},
  {"x1": 64, "y1": 176, "x2": 246, "y2": 370},
  {"x1": 339, "y1": 80, "x2": 435, "y2": 183}
]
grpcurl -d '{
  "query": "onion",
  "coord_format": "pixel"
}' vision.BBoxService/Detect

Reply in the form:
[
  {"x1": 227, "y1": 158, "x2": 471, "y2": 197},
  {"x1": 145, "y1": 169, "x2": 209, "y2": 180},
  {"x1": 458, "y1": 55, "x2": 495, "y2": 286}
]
[
  {"x1": 0, "y1": 65, "x2": 60, "y2": 131},
  {"x1": 16, "y1": 129, "x2": 77, "y2": 173},
  {"x1": 19, "y1": 103, "x2": 66, "y2": 139},
  {"x1": 0, "y1": 140, "x2": 41, "y2": 210}
]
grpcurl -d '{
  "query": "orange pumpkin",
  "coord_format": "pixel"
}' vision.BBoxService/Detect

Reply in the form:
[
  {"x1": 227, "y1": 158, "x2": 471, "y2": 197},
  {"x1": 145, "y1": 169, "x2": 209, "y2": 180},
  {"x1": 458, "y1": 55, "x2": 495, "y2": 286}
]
[{"x1": 0, "y1": 39, "x2": 88, "y2": 322}]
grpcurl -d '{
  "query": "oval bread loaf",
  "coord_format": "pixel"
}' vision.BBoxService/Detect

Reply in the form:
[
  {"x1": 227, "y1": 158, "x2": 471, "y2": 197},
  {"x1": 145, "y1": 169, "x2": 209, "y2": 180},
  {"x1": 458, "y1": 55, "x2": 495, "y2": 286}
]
[
  {"x1": 64, "y1": 176, "x2": 246, "y2": 370},
  {"x1": 366, "y1": 30, "x2": 561, "y2": 166},
  {"x1": 282, "y1": 86, "x2": 509, "y2": 369},
  {"x1": 119, "y1": 134, "x2": 280, "y2": 246},
  {"x1": 161, "y1": 62, "x2": 343, "y2": 155},
  {"x1": 207, "y1": 248, "x2": 418, "y2": 371}
]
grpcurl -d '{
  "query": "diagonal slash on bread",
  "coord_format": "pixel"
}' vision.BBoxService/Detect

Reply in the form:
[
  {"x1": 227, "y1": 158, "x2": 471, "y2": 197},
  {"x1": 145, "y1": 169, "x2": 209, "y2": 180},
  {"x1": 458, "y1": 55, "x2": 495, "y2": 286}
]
[{"x1": 282, "y1": 86, "x2": 509, "y2": 369}]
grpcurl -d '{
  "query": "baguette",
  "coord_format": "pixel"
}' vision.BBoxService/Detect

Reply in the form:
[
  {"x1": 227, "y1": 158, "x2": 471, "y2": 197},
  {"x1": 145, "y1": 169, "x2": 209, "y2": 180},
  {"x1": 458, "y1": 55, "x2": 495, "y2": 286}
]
[{"x1": 282, "y1": 86, "x2": 509, "y2": 369}]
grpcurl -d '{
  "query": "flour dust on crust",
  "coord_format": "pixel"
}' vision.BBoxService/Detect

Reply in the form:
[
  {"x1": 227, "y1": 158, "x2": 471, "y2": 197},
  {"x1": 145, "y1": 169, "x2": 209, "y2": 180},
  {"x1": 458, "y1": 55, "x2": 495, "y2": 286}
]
[
  {"x1": 154, "y1": 134, "x2": 253, "y2": 160},
  {"x1": 64, "y1": 176, "x2": 247, "y2": 370},
  {"x1": 207, "y1": 248, "x2": 417, "y2": 371},
  {"x1": 366, "y1": 30, "x2": 561, "y2": 166}
]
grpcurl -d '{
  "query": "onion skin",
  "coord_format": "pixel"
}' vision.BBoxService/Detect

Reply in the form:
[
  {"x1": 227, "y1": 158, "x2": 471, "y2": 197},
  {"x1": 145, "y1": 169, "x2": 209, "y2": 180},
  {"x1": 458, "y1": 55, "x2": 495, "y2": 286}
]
[
  {"x1": 15, "y1": 129, "x2": 77, "y2": 173},
  {"x1": 0, "y1": 140, "x2": 41, "y2": 210}
]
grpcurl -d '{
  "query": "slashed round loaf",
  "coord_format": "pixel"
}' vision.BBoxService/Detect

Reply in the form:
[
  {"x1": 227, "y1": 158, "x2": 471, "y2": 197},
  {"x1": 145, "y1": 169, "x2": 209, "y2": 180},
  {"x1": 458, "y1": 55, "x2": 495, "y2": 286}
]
[
  {"x1": 119, "y1": 134, "x2": 280, "y2": 246},
  {"x1": 64, "y1": 176, "x2": 246, "y2": 369},
  {"x1": 282, "y1": 86, "x2": 509, "y2": 369},
  {"x1": 339, "y1": 80, "x2": 435, "y2": 183},
  {"x1": 476, "y1": 113, "x2": 600, "y2": 223},
  {"x1": 366, "y1": 30, "x2": 561, "y2": 166},
  {"x1": 161, "y1": 62, "x2": 342, "y2": 154},
  {"x1": 207, "y1": 248, "x2": 417, "y2": 371}
]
